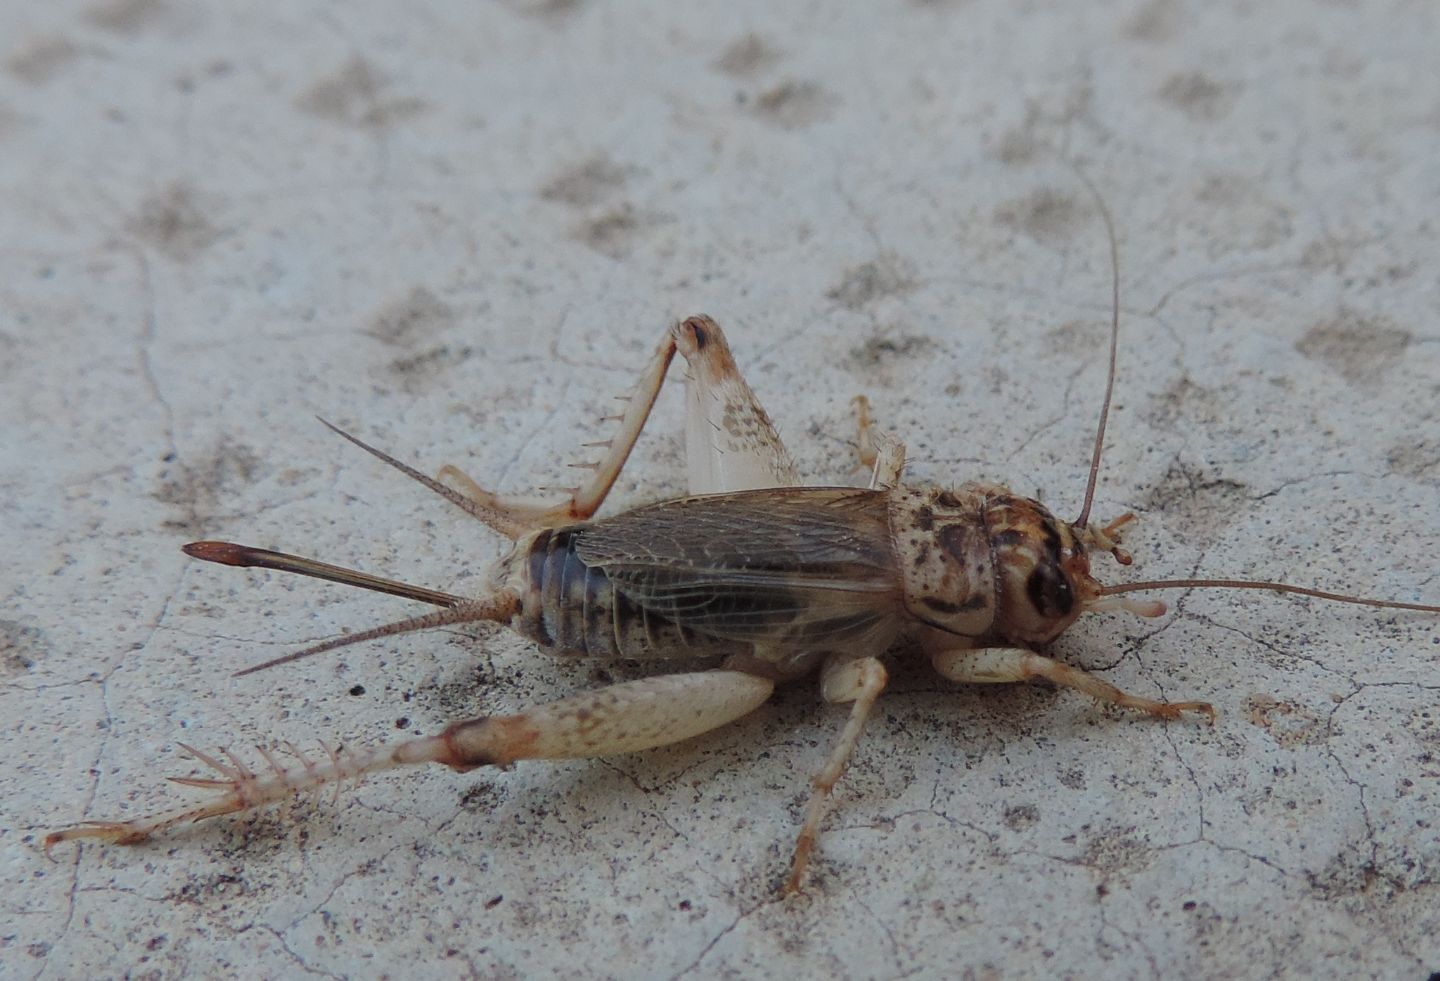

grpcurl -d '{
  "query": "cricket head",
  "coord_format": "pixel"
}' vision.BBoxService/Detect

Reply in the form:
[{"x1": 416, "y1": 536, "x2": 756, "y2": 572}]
[
  {"x1": 894, "y1": 484, "x2": 1165, "y2": 646},
  {"x1": 983, "y1": 493, "x2": 1167, "y2": 646},
  {"x1": 981, "y1": 493, "x2": 1096, "y2": 644}
]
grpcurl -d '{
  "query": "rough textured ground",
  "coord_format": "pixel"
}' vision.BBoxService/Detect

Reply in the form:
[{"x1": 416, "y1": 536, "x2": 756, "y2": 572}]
[{"x1": 4, "y1": 1, "x2": 1438, "y2": 978}]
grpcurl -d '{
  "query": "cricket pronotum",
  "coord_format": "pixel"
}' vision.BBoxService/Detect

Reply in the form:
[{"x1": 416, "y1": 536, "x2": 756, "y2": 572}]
[{"x1": 47, "y1": 185, "x2": 1440, "y2": 895}]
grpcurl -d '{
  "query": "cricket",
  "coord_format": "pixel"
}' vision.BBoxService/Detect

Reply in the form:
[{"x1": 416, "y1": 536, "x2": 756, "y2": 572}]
[{"x1": 46, "y1": 192, "x2": 1440, "y2": 895}]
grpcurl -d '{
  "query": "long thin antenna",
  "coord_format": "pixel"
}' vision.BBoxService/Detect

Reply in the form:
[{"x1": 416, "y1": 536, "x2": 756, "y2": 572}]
[
  {"x1": 1069, "y1": 165, "x2": 1121, "y2": 531},
  {"x1": 1100, "y1": 578, "x2": 1440, "y2": 613},
  {"x1": 183, "y1": 541, "x2": 465, "y2": 608}
]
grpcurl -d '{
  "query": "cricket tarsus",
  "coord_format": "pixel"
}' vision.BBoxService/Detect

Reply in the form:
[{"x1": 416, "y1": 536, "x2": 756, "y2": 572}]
[
  {"x1": 1101, "y1": 578, "x2": 1440, "y2": 613},
  {"x1": 43, "y1": 739, "x2": 429, "y2": 854},
  {"x1": 182, "y1": 541, "x2": 465, "y2": 609}
]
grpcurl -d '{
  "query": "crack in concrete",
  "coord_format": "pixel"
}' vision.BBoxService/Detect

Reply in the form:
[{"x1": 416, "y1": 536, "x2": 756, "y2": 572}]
[
  {"x1": 1, "y1": 677, "x2": 108, "y2": 695},
  {"x1": 1251, "y1": 470, "x2": 1360, "y2": 501},
  {"x1": 259, "y1": 923, "x2": 348, "y2": 980},
  {"x1": 849, "y1": 884, "x2": 903, "y2": 970},
  {"x1": 1097, "y1": 901, "x2": 1161, "y2": 977},
  {"x1": 1187, "y1": 612, "x2": 1355, "y2": 684},
  {"x1": 848, "y1": 806, "x2": 1001, "y2": 846},
  {"x1": 127, "y1": 244, "x2": 178, "y2": 466},
  {"x1": 1144, "y1": 259, "x2": 1314, "y2": 320},
  {"x1": 667, "y1": 903, "x2": 754, "y2": 981}
]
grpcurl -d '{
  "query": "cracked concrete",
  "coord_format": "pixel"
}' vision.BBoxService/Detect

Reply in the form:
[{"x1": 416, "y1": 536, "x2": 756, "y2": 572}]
[{"x1": 3, "y1": 0, "x2": 1439, "y2": 978}]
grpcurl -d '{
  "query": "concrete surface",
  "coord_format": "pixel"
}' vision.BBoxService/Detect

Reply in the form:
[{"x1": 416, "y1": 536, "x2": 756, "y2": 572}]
[{"x1": 4, "y1": 1, "x2": 1438, "y2": 978}]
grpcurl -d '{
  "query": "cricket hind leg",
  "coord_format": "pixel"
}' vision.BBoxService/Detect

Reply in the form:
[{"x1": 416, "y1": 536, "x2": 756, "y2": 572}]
[
  {"x1": 438, "y1": 315, "x2": 799, "y2": 524},
  {"x1": 674, "y1": 316, "x2": 801, "y2": 494},
  {"x1": 928, "y1": 646, "x2": 1214, "y2": 721},
  {"x1": 784, "y1": 653, "x2": 888, "y2": 895},
  {"x1": 46, "y1": 669, "x2": 775, "y2": 852},
  {"x1": 437, "y1": 324, "x2": 683, "y2": 532}
]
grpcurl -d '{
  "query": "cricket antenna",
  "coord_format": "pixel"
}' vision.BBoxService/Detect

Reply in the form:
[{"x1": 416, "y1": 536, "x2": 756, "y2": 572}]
[
  {"x1": 1099, "y1": 577, "x2": 1440, "y2": 614},
  {"x1": 1071, "y1": 164, "x2": 1121, "y2": 532}
]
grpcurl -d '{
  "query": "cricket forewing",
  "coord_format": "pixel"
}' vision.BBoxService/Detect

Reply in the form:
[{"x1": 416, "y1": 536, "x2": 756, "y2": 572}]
[{"x1": 556, "y1": 487, "x2": 904, "y2": 670}]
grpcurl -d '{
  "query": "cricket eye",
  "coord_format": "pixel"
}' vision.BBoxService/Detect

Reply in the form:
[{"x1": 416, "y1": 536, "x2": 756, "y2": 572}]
[{"x1": 1025, "y1": 563, "x2": 1075, "y2": 618}]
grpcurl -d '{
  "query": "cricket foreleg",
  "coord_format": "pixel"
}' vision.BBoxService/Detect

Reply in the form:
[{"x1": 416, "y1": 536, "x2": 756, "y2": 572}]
[
  {"x1": 675, "y1": 315, "x2": 801, "y2": 493},
  {"x1": 850, "y1": 395, "x2": 906, "y2": 489},
  {"x1": 46, "y1": 671, "x2": 775, "y2": 852},
  {"x1": 784, "y1": 654, "x2": 888, "y2": 895},
  {"x1": 929, "y1": 647, "x2": 1215, "y2": 721},
  {"x1": 438, "y1": 323, "x2": 683, "y2": 531}
]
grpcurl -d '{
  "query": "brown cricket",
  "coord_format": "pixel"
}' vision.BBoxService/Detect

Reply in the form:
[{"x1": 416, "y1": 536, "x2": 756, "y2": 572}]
[{"x1": 47, "y1": 195, "x2": 1439, "y2": 895}]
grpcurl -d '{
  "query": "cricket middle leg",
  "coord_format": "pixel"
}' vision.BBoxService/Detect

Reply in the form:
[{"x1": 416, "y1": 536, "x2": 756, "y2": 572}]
[
  {"x1": 785, "y1": 653, "x2": 888, "y2": 895},
  {"x1": 850, "y1": 394, "x2": 906, "y2": 489}
]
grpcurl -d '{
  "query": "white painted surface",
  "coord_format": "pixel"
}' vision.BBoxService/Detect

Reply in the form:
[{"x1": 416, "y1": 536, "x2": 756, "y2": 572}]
[{"x1": 4, "y1": 1, "x2": 1438, "y2": 977}]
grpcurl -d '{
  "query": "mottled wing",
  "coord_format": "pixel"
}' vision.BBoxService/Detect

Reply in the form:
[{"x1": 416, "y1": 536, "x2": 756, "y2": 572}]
[{"x1": 574, "y1": 488, "x2": 903, "y2": 650}]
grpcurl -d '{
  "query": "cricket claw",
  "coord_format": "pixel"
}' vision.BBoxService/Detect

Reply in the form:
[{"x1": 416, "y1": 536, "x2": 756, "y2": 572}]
[
  {"x1": 44, "y1": 745, "x2": 270, "y2": 854},
  {"x1": 1148, "y1": 700, "x2": 1216, "y2": 723},
  {"x1": 44, "y1": 821, "x2": 153, "y2": 857}
]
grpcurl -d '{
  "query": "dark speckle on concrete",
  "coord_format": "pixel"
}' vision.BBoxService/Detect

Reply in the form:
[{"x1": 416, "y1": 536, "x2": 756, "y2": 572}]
[
  {"x1": 750, "y1": 80, "x2": 835, "y2": 129},
  {"x1": 1295, "y1": 313, "x2": 1412, "y2": 385},
  {"x1": 994, "y1": 187, "x2": 1087, "y2": 242},
  {"x1": 1158, "y1": 70, "x2": 1234, "y2": 120},
  {"x1": 713, "y1": 33, "x2": 782, "y2": 77},
  {"x1": 296, "y1": 58, "x2": 429, "y2": 128},
  {"x1": 129, "y1": 183, "x2": 221, "y2": 261}
]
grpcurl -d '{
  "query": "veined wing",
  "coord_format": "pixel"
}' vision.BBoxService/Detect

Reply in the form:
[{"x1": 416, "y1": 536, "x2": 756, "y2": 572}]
[{"x1": 574, "y1": 487, "x2": 903, "y2": 648}]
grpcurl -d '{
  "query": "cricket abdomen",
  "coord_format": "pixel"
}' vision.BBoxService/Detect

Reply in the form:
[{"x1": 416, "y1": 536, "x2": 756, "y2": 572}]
[{"x1": 505, "y1": 525, "x2": 744, "y2": 661}]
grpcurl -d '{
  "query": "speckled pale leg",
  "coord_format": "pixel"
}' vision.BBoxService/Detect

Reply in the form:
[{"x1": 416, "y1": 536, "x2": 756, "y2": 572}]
[
  {"x1": 784, "y1": 653, "x2": 888, "y2": 895},
  {"x1": 851, "y1": 394, "x2": 906, "y2": 489},
  {"x1": 436, "y1": 315, "x2": 798, "y2": 536},
  {"x1": 437, "y1": 324, "x2": 681, "y2": 534},
  {"x1": 45, "y1": 671, "x2": 776, "y2": 851},
  {"x1": 929, "y1": 647, "x2": 1214, "y2": 721}
]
